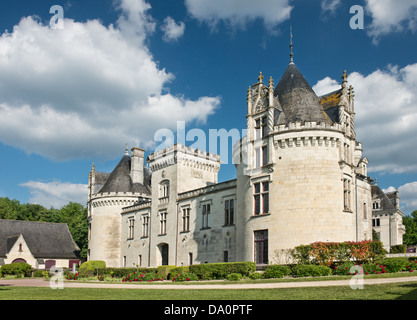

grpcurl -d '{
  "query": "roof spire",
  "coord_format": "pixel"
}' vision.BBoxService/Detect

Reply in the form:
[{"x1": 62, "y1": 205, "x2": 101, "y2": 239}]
[
  {"x1": 289, "y1": 26, "x2": 294, "y2": 64},
  {"x1": 124, "y1": 143, "x2": 129, "y2": 155}
]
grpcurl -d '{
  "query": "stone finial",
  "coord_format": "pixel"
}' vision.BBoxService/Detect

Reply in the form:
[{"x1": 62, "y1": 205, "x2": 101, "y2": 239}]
[
  {"x1": 258, "y1": 72, "x2": 264, "y2": 83},
  {"x1": 341, "y1": 70, "x2": 349, "y2": 86},
  {"x1": 268, "y1": 76, "x2": 274, "y2": 91},
  {"x1": 348, "y1": 85, "x2": 355, "y2": 98}
]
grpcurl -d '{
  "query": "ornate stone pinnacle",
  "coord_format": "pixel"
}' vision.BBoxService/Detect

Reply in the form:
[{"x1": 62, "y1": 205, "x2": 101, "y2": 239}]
[{"x1": 258, "y1": 72, "x2": 264, "y2": 83}]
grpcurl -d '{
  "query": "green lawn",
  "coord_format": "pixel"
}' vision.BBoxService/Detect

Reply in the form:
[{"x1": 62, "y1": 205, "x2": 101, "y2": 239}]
[{"x1": 1, "y1": 281, "x2": 417, "y2": 300}]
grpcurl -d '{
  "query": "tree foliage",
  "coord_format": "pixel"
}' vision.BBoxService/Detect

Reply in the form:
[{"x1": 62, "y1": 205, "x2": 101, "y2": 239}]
[
  {"x1": 403, "y1": 210, "x2": 417, "y2": 246},
  {"x1": 0, "y1": 197, "x2": 88, "y2": 259}
]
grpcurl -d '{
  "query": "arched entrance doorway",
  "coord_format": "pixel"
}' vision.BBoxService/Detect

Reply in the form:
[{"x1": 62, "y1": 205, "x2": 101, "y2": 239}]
[
  {"x1": 157, "y1": 243, "x2": 169, "y2": 266},
  {"x1": 12, "y1": 258, "x2": 26, "y2": 263}
]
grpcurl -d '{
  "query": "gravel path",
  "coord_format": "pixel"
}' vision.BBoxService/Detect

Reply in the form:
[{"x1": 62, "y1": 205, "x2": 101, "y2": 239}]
[{"x1": 1, "y1": 276, "x2": 417, "y2": 290}]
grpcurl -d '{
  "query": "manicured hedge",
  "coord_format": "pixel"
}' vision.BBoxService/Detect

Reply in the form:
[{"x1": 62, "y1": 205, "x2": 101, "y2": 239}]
[
  {"x1": 189, "y1": 262, "x2": 256, "y2": 280},
  {"x1": 96, "y1": 267, "x2": 158, "y2": 278},
  {"x1": 292, "y1": 241, "x2": 386, "y2": 265},
  {"x1": 262, "y1": 265, "x2": 291, "y2": 279},
  {"x1": 291, "y1": 264, "x2": 332, "y2": 277}
]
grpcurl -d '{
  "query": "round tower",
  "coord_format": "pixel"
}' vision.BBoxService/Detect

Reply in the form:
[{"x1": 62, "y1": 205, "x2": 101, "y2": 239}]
[
  {"x1": 234, "y1": 58, "x2": 372, "y2": 265},
  {"x1": 87, "y1": 147, "x2": 151, "y2": 267}
]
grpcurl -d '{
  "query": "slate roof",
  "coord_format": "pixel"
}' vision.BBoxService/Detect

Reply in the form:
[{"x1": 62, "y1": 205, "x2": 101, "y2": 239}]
[
  {"x1": 371, "y1": 185, "x2": 397, "y2": 212},
  {"x1": 274, "y1": 63, "x2": 331, "y2": 125},
  {"x1": 98, "y1": 154, "x2": 151, "y2": 195},
  {"x1": 0, "y1": 220, "x2": 80, "y2": 259},
  {"x1": 319, "y1": 89, "x2": 343, "y2": 123}
]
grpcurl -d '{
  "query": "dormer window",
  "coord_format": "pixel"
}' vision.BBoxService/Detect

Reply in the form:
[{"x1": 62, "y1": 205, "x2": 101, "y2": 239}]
[{"x1": 373, "y1": 200, "x2": 381, "y2": 210}]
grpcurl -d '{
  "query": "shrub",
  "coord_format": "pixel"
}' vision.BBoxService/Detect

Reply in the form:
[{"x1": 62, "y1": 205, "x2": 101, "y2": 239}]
[
  {"x1": 96, "y1": 267, "x2": 158, "y2": 278},
  {"x1": 65, "y1": 272, "x2": 82, "y2": 280},
  {"x1": 169, "y1": 266, "x2": 189, "y2": 279},
  {"x1": 79, "y1": 260, "x2": 106, "y2": 276},
  {"x1": 226, "y1": 273, "x2": 242, "y2": 281},
  {"x1": 291, "y1": 245, "x2": 312, "y2": 265},
  {"x1": 376, "y1": 257, "x2": 409, "y2": 273},
  {"x1": 0, "y1": 263, "x2": 32, "y2": 277},
  {"x1": 262, "y1": 265, "x2": 291, "y2": 279},
  {"x1": 171, "y1": 272, "x2": 199, "y2": 282},
  {"x1": 249, "y1": 272, "x2": 262, "y2": 280},
  {"x1": 291, "y1": 264, "x2": 332, "y2": 277},
  {"x1": 157, "y1": 265, "x2": 176, "y2": 279},
  {"x1": 362, "y1": 262, "x2": 386, "y2": 275},
  {"x1": 406, "y1": 260, "x2": 417, "y2": 272},
  {"x1": 332, "y1": 262, "x2": 356, "y2": 275},
  {"x1": 189, "y1": 262, "x2": 255, "y2": 280},
  {"x1": 292, "y1": 241, "x2": 386, "y2": 266},
  {"x1": 390, "y1": 245, "x2": 407, "y2": 254},
  {"x1": 122, "y1": 271, "x2": 164, "y2": 282}
]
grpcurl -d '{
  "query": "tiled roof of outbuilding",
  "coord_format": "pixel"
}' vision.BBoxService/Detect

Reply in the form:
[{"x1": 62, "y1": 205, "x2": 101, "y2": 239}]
[{"x1": 0, "y1": 219, "x2": 79, "y2": 259}]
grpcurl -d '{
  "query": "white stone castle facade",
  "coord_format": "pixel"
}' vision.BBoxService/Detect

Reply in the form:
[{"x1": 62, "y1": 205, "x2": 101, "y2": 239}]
[{"x1": 87, "y1": 57, "x2": 403, "y2": 268}]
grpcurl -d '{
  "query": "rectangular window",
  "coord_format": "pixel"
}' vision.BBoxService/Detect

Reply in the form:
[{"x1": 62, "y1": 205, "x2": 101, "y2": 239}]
[
  {"x1": 262, "y1": 145, "x2": 268, "y2": 166},
  {"x1": 255, "y1": 147, "x2": 261, "y2": 168},
  {"x1": 254, "y1": 230, "x2": 268, "y2": 264},
  {"x1": 142, "y1": 215, "x2": 149, "y2": 238},
  {"x1": 128, "y1": 217, "x2": 135, "y2": 239},
  {"x1": 182, "y1": 207, "x2": 190, "y2": 232},
  {"x1": 224, "y1": 250, "x2": 229, "y2": 262},
  {"x1": 202, "y1": 204, "x2": 210, "y2": 229},
  {"x1": 255, "y1": 116, "x2": 268, "y2": 140},
  {"x1": 188, "y1": 252, "x2": 193, "y2": 265},
  {"x1": 343, "y1": 179, "x2": 351, "y2": 211},
  {"x1": 254, "y1": 181, "x2": 269, "y2": 215},
  {"x1": 372, "y1": 218, "x2": 380, "y2": 227},
  {"x1": 255, "y1": 119, "x2": 261, "y2": 140},
  {"x1": 225, "y1": 199, "x2": 234, "y2": 226},
  {"x1": 261, "y1": 117, "x2": 268, "y2": 138},
  {"x1": 363, "y1": 202, "x2": 367, "y2": 220},
  {"x1": 160, "y1": 211, "x2": 167, "y2": 235}
]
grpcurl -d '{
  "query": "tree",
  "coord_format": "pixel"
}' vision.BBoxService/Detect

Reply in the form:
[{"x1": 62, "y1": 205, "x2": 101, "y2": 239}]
[{"x1": 403, "y1": 210, "x2": 417, "y2": 246}]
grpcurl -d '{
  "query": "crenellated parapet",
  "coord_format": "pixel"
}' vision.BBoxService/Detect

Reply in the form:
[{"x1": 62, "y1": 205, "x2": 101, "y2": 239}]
[{"x1": 147, "y1": 143, "x2": 221, "y2": 172}]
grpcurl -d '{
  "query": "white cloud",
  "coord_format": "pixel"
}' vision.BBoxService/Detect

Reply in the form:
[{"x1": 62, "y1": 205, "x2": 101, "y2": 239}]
[
  {"x1": 383, "y1": 181, "x2": 417, "y2": 214},
  {"x1": 313, "y1": 77, "x2": 340, "y2": 96},
  {"x1": 161, "y1": 17, "x2": 185, "y2": 42},
  {"x1": 313, "y1": 63, "x2": 417, "y2": 175},
  {"x1": 20, "y1": 180, "x2": 88, "y2": 208},
  {"x1": 365, "y1": 0, "x2": 417, "y2": 42},
  {"x1": 321, "y1": 0, "x2": 341, "y2": 16},
  {"x1": 0, "y1": 0, "x2": 220, "y2": 161},
  {"x1": 184, "y1": 0, "x2": 292, "y2": 30}
]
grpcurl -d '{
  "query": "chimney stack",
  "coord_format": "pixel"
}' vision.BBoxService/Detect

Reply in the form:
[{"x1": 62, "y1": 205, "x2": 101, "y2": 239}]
[{"x1": 131, "y1": 147, "x2": 145, "y2": 184}]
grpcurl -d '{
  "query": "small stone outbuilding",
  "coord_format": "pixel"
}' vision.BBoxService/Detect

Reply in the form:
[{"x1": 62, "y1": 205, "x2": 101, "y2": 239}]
[{"x1": 0, "y1": 219, "x2": 80, "y2": 269}]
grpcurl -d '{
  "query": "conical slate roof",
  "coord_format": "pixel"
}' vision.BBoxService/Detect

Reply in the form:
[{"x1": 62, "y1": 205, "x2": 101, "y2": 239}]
[
  {"x1": 98, "y1": 154, "x2": 151, "y2": 195},
  {"x1": 274, "y1": 63, "x2": 330, "y2": 125}
]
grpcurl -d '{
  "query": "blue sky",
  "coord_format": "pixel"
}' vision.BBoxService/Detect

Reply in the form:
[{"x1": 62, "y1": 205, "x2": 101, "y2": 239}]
[{"x1": 0, "y1": 0, "x2": 416, "y2": 214}]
